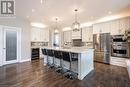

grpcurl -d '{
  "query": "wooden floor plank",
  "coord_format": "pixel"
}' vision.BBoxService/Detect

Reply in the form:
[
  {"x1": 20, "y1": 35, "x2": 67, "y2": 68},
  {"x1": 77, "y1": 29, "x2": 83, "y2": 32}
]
[{"x1": 0, "y1": 59, "x2": 130, "y2": 87}]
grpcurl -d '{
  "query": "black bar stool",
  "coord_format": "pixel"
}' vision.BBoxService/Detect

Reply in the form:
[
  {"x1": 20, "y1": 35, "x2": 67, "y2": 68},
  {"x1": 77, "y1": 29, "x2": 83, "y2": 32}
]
[
  {"x1": 41, "y1": 49, "x2": 48, "y2": 65},
  {"x1": 53, "y1": 50, "x2": 63, "y2": 73},
  {"x1": 62, "y1": 51, "x2": 76, "y2": 79},
  {"x1": 46, "y1": 49, "x2": 55, "y2": 69},
  {"x1": 70, "y1": 52, "x2": 78, "y2": 78}
]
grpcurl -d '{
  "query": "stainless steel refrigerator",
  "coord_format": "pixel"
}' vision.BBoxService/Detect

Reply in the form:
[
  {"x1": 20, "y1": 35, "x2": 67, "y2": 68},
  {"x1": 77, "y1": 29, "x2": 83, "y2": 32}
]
[{"x1": 93, "y1": 33, "x2": 111, "y2": 64}]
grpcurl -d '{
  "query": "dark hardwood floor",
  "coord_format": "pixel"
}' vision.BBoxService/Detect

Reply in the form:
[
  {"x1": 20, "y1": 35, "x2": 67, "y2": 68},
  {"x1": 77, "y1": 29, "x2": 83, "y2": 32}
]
[{"x1": 0, "y1": 59, "x2": 130, "y2": 87}]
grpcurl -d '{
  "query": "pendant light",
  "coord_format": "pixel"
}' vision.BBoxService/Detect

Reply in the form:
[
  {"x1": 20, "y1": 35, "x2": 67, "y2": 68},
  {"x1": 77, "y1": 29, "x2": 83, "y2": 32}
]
[
  {"x1": 72, "y1": 9, "x2": 80, "y2": 31},
  {"x1": 54, "y1": 18, "x2": 59, "y2": 33}
]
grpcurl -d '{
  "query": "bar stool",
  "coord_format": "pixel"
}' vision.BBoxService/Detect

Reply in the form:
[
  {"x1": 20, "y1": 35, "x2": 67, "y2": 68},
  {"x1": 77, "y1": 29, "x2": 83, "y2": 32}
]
[
  {"x1": 53, "y1": 50, "x2": 63, "y2": 73},
  {"x1": 62, "y1": 51, "x2": 76, "y2": 79},
  {"x1": 41, "y1": 49, "x2": 48, "y2": 66},
  {"x1": 70, "y1": 52, "x2": 78, "y2": 78},
  {"x1": 46, "y1": 49, "x2": 55, "y2": 69}
]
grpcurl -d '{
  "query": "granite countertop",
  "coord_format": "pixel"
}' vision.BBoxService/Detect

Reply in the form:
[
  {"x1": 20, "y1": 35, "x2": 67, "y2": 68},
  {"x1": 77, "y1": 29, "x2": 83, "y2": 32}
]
[
  {"x1": 42, "y1": 47, "x2": 94, "y2": 53},
  {"x1": 31, "y1": 46, "x2": 49, "y2": 48}
]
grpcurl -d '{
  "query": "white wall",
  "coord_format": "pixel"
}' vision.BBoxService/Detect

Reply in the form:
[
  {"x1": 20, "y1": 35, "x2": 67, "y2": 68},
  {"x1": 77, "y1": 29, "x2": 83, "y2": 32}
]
[
  {"x1": 0, "y1": 17, "x2": 31, "y2": 65},
  {"x1": 0, "y1": 26, "x2": 3, "y2": 66}
]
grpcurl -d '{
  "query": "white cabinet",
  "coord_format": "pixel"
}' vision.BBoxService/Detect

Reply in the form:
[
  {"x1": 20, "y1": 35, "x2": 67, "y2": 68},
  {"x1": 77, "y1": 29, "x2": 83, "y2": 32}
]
[
  {"x1": 72, "y1": 29, "x2": 82, "y2": 39},
  {"x1": 63, "y1": 30, "x2": 72, "y2": 42},
  {"x1": 45, "y1": 29, "x2": 49, "y2": 42},
  {"x1": 93, "y1": 22, "x2": 110, "y2": 34},
  {"x1": 119, "y1": 17, "x2": 130, "y2": 35},
  {"x1": 110, "y1": 17, "x2": 130, "y2": 35},
  {"x1": 102, "y1": 22, "x2": 110, "y2": 33},
  {"x1": 82, "y1": 26, "x2": 93, "y2": 42},
  {"x1": 31, "y1": 28, "x2": 49, "y2": 42},
  {"x1": 93, "y1": 24, "x2": 100, "y2": 34},
  {"x1": 31, "y1": 28, "x2": 40, "y2": 41},
  {"x1": 110, "y1": 20, "x2": 120, "y2": 35},
  {"x1": 93, "y1": 17, "x2": 130, "y2": 35}
]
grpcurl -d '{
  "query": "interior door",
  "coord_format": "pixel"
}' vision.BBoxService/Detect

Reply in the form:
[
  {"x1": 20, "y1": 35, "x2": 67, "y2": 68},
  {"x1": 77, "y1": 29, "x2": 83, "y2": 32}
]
[{"x1": 3, "y1": 29, "x2": 18, "y2": 64}]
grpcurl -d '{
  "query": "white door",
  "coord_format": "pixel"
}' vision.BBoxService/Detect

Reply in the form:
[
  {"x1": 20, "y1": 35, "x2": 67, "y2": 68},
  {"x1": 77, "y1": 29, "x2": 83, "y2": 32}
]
[{"x1": 3, "y1": 27, "x2": 21, "y2": 65}]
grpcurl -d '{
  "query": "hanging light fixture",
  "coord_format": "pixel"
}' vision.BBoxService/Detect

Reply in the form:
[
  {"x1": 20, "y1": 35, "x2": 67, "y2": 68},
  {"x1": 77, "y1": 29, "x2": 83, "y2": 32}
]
[
  {"x1": 54, "y1": 18, "x2": 59, "y2": 33},
  {"x1": 72, "y1": 9, "x2": 80, "y2": 31}
]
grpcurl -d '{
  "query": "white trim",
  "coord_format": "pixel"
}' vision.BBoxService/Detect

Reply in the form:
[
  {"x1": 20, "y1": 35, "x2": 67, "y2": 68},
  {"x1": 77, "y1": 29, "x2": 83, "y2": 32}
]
[
  {"x1": 20, "y1": 58, "x2": 31, "y2": 63},
  {"x1": 0, "y1": 26, "x2": 3, "y2": 66},
  {"x1": 0, "y1": 25, "x2": 22, "y2": 66},
  {"x1": 4, "y1": 60, "x2": 18, "y2": 65}
]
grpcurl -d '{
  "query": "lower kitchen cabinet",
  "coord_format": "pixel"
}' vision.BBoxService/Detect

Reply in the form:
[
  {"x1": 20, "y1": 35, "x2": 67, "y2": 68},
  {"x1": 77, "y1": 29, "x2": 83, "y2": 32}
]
[{"x1": 110, "y1": 57, "x2": 128, "y2": 67}]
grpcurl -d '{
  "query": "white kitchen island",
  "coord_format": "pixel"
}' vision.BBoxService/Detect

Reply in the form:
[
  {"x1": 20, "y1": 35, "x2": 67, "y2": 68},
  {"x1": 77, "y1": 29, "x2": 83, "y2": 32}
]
[{"x1": 43, "y1": 47, "x2": 94, "y2": 80}]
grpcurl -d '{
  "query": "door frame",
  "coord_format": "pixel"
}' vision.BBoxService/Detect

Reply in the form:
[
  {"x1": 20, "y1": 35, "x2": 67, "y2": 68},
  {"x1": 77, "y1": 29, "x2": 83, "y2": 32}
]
[{"x1": 1, "y1": 26, "x2": 21, "y2": 65}]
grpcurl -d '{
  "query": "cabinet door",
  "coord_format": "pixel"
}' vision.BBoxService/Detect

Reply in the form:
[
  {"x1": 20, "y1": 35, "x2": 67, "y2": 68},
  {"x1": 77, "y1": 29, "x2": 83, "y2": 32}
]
[
  {"x1": 82, "y1": 28, "x2": 87, "y2": 42},
  {"x1": 31, "y1": 28, "x2": 40, "y2": 41},
  {"x1": 63, "y1": 31, "x2": 66, "y2": 42},
  {"x1": 102, "y1": 22, "x2": 110, "y2": 33},
  {"x1": 40, "y1": 29, "x2": 45, "y2": 41},
  {"x1": 119, "y1": 17, "x2": 130, "y2": 34},
  {"x1": 93, "y1": 25, "x2": 100, "y2": 34},
  {"x1": 88, "y1": 27, "x2": 93, "y2": 42},
  {"x1": 45, "y1": 29, "x2": 49, "y2": 42},
  {"x1": 36, "y1": 28, "x2": 41, "y2": 41},
  {"x1": 63, "y1": 31, "x2": 72, "y2": 42},
  {"x1": 110, "y1": 20, "x2": 119, "y2": 35},
  {"x1": 68, "y1": 31, "x2": 72, "y2": 42},
  {"x1": 82, "y1": 27, "x2": 93, "y2": 42}
]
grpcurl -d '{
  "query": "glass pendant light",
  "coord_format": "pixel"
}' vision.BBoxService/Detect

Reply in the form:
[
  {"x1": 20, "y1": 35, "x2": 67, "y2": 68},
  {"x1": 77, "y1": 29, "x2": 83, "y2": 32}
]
[
  {"x1": 72, "y1": 9, "x2": 80, "y2": 31},
  {"x1": 54, "y1": 18, "x2": 59, "y2": 33}
]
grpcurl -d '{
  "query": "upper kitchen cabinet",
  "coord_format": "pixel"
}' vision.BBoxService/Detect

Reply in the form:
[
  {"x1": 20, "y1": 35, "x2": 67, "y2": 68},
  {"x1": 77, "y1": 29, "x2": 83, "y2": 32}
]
[
  {"x1": 31, "y1": 28, "x2": 40, "y2": 42},
  {"x1": 82, "y1": 26, "x2": 93, "y2": 42},
  {"x1": 119, "y1": 17, "x2": 130, "y2": 35},
  {"x1": 110, "y1": 17, "x2": 130, "y2": 35},
  {"x1": 63, "y1": 30, "x2": 72, "y2": 42},
  {"x1": 93, "y1": 24, "x2": 100, "y2": 34},
  {"x1": 110, "y1": 20, "x2": 120, "y2": 35},
  {"x1": 93, "y1": 22, "x2": 110, "y2": 34},
  {"x1": 31, "y1": 28, "x2": 49, "y2": 42}
]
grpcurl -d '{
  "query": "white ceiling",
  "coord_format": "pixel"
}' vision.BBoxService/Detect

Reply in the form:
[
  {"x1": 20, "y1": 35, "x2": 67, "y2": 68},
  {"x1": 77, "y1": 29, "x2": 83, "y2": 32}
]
[{"x1": 16, "y1": 0, "x2": 130, "y2": 28}]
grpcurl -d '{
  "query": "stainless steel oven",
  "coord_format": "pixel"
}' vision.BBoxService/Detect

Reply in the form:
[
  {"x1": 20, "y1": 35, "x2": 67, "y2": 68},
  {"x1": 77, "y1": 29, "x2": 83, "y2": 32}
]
[{"x1": 111, "y1": 35, "x2": 129, "y2": 58}]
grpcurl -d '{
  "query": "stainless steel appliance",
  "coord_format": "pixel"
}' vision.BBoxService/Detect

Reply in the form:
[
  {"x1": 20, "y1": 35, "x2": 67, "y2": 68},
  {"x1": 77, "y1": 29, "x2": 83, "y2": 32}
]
[
  {"x1": 111, "y1": 35, "x2": 129, "y2": 58},
  {"x1": 93, "y1": 33, "x2": 111, "y2": 64},
  {"x1": 31, "y1": 48, "x2": 39, "y2": 60}
]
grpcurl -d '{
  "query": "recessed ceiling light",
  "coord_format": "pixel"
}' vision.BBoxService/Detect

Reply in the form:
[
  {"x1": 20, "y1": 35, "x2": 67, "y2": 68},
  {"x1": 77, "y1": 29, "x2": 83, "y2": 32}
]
[
  {"x1": 108, "y1": 11, "x2": 112, "y2": 14},
  {"x1": 26, "y1": 16, "x2": 29, "y2": 18},
  {"x1": 31, "y1": 22, "x2": 46, "y2": 28},
  {"x1": 91, "y1": 16, "x2": 94, "y2": 19},
  {"x1": 41, "y1": 0, "x2": 43, "y2": 4},
  {"x1": 32, "y1": 9, "x2": 35, "y2": 12}
]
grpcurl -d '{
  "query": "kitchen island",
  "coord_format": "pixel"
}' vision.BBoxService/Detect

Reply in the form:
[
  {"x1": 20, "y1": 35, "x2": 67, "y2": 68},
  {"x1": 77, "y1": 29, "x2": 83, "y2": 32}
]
[{"x1": 43, "y1": 47, "x2": 94, "y2": 80}]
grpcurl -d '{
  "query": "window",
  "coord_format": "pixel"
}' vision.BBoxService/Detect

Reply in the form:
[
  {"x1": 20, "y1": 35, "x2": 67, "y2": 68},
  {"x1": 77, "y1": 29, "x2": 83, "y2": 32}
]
[{"x1": 54, "y1": 33, "x2": 60, "y2": 47}]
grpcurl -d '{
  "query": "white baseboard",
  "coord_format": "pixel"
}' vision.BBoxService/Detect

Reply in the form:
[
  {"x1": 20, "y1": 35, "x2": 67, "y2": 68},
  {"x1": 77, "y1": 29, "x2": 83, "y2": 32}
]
[{"x1": 20, "y1": 58, "x2": 31, "y2": 63}]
